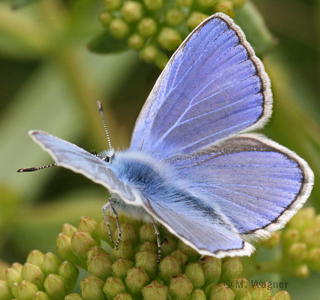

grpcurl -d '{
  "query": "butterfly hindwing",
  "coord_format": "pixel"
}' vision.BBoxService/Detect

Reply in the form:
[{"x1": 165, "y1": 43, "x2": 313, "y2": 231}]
[
  {"x1": 130, "y1": 13, "x2": 272, "y2": 159},
  {"x1": 166, "y1": 134, "x2": 314, "y2": 240}
]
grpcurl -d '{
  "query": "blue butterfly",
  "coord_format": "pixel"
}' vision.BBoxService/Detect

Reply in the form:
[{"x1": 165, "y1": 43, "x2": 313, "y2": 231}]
[{"x1": 20, "y1": 13, "x2": 314, "y2": 258}]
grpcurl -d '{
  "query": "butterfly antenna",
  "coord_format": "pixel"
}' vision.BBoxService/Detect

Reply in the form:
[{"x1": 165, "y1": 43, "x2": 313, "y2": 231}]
[
  {"x1": 98, "y1": 101, "x2": 113, "y2": 150},
  {"x1": 17, "y1": 163, "x2": 56, "y2": 173}
]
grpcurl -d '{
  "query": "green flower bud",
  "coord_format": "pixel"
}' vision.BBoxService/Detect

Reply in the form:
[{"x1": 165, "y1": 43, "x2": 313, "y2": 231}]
[
  {"x1": 62, "y1": 224, "x2": 78, "y2": 237},
  {"x1": 112, "y1": 258, "x2": 134, "y2": 279},
  {"x1": 161, "y1": 236, "x2": 177, "y2": 258},
  {"x1": 288, "y1": 207, "x2": 315, "y2": 232},
  {"x1": 11, "y1": 282, "x2": 19, "y2": 299},
  {"x1": 87, "y1": 246, "x2": 112, "y2": 265},
  {"x1": 143, "y1": 0, "x2": 163, "y2": 10},
  {"x1": 80, "y1": 274, "x2": 105, "y2": 300},
  {"x1": 59, "y1": 261, "x2": 79, "y2": 293},
  {"x1": 0, "y1": 280, "x2": 13, "y2": 300},
  {"x1": 135, "y1": 250, "x2": 158, "y2": 279},
  {"x1": 128, "y1": 34, "x2": 144, "y2": 50},
  {"x1": 110, "y1": 19, "x2": 130, "y2": 39},
  {"x1": 100, "y1": 11, "x2": 113, "y2": 27},
  {"x1": 57, "y1": 233, "x2": 83, "y2": 267},
  {"x1": 140, "y1": 45, "x2": 158, "y2": 63},
  {"x1": 33, "y1": 290, "x2": 51, "y2": 300},
  {"x1": 273, "y1": 290, "x2": 291, "y2": 300},
  {"x1": 44, "y1": 274, "x2": 67, "y2": 300},
  {"x1": 139, "y1": 223, "x2": 156, "y2": 244},
  {"x1": 231, "y1": 0, "x2": 247, "y2": 7},
  {"x1": 125, "y1": 267, "x2": 150, "y2": 294},
  {"x1": 187, "y1": 12, "x2": 209, "y2": 30},
  {"x1": 114, "y1": 293, "x2": 133, "y2": 300},
  {"x1": 111, "y1": 241, "x2": 135, "y2": 261},
  {"x1": 185, "y1": 263, "x2": 205, "y2": 289},
  {"x1": 308, "y1": 248, "x2": 320, "y2": 272},
  {"x1": 176, "y1": 0, "x2": 193, "y2": 6},
  {"x1": 158, "y1": 27, "x2": 182, "y2": 51},
  {"x1": 78, "y1": 217, "x2": 101, "y2": 244},
  {"x1": 19, "y1": 280, "x2": 38, "y2": 300},
  {"x1": 166, "y1": 8, "x2": 185, "y2": 26},
  {"x1": 121, "y1": 1, "x2": 143, "y2": 22},
  {"x1": 103, "y1": 276, "x2": 126, "y2": 299},
  {"x1": 294, "y1": 264, "x2": 309, "y2": 278},
  {"x1": 71, "y1": 231, "x2": 98, "y2": 262},
  {"x1": 288, "y1": 243, "x2": 308, "y2": 263},
  {"x1": 282, "y1": 229, "x2": 299, "y2": 246},
  {"x1": 209, "y1": 283, "x2": 235, "y2": 300},
  {"x1": 178, "y1": 240, "x2": 200, "y2": 262},
  {"x1": 197, "y1": 0, "x2": 218, "y2": 8},
  {"x1": 138, "y1": 241, "x2": 158, "y2": 253},
  {"x1": 199, "y1": 256, "x2": 221, "y2": 284},
  {"x1": 6, "y1": 263, "x2": 23, "y2": 289},
  {"x1": 42, "y1": 252, "x2": 62, "y2": 275},
  {"x1": 250, "y1": 284, "x2": 266, "y2": 300},
  {"x1": 101, "y1": 216, "x2": 117, "y2": 245},
  {"x1": 159, "y1": 255, "x2": 182, "y2": 284},
  {"x1": 230, "y1": 277, "x2": 248, "y2": 299},
  {"x1": 88, "y1": 253, "x2": 112, "y2": 281},
  {"x1": 190, "y1": 288, "x2": 206, "y2": 300},
  {"x1": 169, "y1": 274, "x2": 193, "y2": 299},
  {"x1": 171, "y1": 249, "x2": 188, "y2": 269},
  {"x1": 261, "y1": 232, "x2": 281, "y2": 249},
  {"x1": 65, "y1": 293, "x2": 84, "y2": 300},
  {"x1": 303, "y1": 227, "x2": 320, "y2": 248},
  {"x1": 219, "y1": 257, "x2": 242, "y2": 282},
  {"x1": 113, "y1": 223, "x2": 138, "y2": 247},
  {"x1": 155, "y1": 52, "x2": 169, "y2": 70},
  {"x1": 103, "y1": 0, "x2": 121, "y2": 10},
  {"x1": 215, "y1": 1, "x2": 235, "y2": 18},
  {"x1": 21, "y1": 263, "x2": 45, "y2": 289},
  {"x1": 138, "y1": 18, "x2": 157, "y2": 37},
  {"x1": 141, "y1": 280, "x2": 168, "y2": 300},
  {"x1": 26, "y1": 250, "x2": 44, "y2": 266}
]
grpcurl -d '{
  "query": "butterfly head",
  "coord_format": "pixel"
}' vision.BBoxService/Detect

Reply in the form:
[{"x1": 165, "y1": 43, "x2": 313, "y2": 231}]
[{"x1": 98, "y1": 148, "x2": 115, "y2": 163}]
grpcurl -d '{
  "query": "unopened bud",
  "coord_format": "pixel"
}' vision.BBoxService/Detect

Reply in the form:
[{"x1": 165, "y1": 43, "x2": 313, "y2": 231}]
[
  {"x1": 112, "y1": 258, "x2": 134, "y2": 279},
  {"x1": 141, "y1": 280, "x2": 168, "y2": 300},
  {"x1": 19, "y1": 280, "x2": 38, "y2": 300},
  {"x1": 138, "y1": 18, "x2": 157, "y2": 37},
  {"x1": 128, "y1": 34, "x2": 144, "y2": 50},
  {"x1": 113, "y1": 223, "x2": 138, "y2": 247},
  {"x1": 199, "y1": 256, "x2": 221, "y2": 284},
  {"x1": 161, "y1": 236, "x2": 177, "y2": 258},
  {"x1": 166, "y1": 8, "x2": 184, "y2": 26},
  {"x1": 65, "y1": 293, "x2": 83, "y2": 300},
  {"x1": 78, "y1": 217, "x2": 101, "y2": 244},
  {"x1": 42, "y1": 252, "x2": 62, "y2": 275},
  {"x1": 273, "y1": 290, "x2": 291, "y2": 300},
  {"x1": 158, "y1": 27, "x2": 182, "y2": 51},
  {"x1": 121, "y1": 1, "x2": 143, "y2": 22},
  {"x1": 159, "y1": 255, "x2": 182, "y2": 284},
  {"x1": 209, "y1": 284, "x2": 235, "y2": 300},
  {"x1": 190, "y1": 288, "x2": 206, "y2": 300},
  {"x1": 294, "y1": 264, "x2": 310, "y2": 278},
  {"x1": 80, "y1": 274, "x2": 105, "y2": 300},
  {"x1": 71, "y1": 231, "x2": 98, "y2": 262},
  {"x1": 219, "y1": 257, "x2": 242, "y2": 282},
  {"x1": 169, "y1": 274, "x2": 193, "y2": 299},
  {"x1": 140, "y1": 45, "x2": 158, "y2": 63},
  {"x1": 0, "y1": 280, "x2": 13, "y2": 300},
  {"x1": 103, "y1": 276, "x2": 126, "y2": 299},
  {"x1": 111, "y1": 241, "x2": 135, "y2": 261},
  {"x1": 215, "y1": 1, "x2": 235, "y2": 18},
  {"x1": 44, "y1": 274, "x2": 67, "y2": 300},
  {"x1": 59, "y1": 261, "x2": 79, "y2": 293},
  {"x1": 185, "y1": 263, "x2": 205, "y2": 289},
  {"x1": 21, "y1": 263, "x2": 45, "y2": 289},
  {"x1": 33, "y1": 290, "x2": 51, "y2": 300},
  {"x1": 187, "y1": 12, "x2": 209, "y2": 30},
  {"x1": 62, "y1": 224, "x2": 78, "y2": 237},
  {"x1": 103, "y1": 0, "x2": 121, "y2": 10},
  {"x1": 230, "y1": 277, "x2": 248, "y2": 299},
  {"x1": 110, "y1": 19, "x2": 130, "y2": 39},
  {"x1": 288, "y1": 243, "x2": 308, "y2": 263},
  {"x1": 143, "y1": 0, "x2": 163, "y2": 10},
  {"x1": 6, "y1": 263, "x2": 23, "y2": 289},
  {"x1": 135, "y1": 250, "x2": 158, "y2": 279},
  {"x1": 125, "y1": 267, "x2": 150, "y2": 294},
  {"x1": 171, "y1": 249, "x2": 188, "y2": 269},
  {"x1": 26, "y1": 250, "x2": 44, "y2": 266}
]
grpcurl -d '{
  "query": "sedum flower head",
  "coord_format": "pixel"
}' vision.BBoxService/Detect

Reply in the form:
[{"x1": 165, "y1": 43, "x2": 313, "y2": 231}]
[
  {"x1": 90, "y1": 0, "x2": 249, "y2": 68},
  {"x1": 3, "y1": 212, "x2": 315, "y2": 299}
]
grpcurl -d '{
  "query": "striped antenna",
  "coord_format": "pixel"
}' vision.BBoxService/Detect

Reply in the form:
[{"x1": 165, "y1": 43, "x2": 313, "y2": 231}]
[
  {"x1": 98, "y1": 101, "x2": 113, "y2": 150},
  {"x1": 17, "y1": 163, "x2": 56, "y2": 173}
]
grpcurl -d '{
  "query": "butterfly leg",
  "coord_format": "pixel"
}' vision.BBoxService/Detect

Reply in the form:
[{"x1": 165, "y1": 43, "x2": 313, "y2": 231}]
[
  {"x1": 102, "y1": 200, "x2": 114, "y2": 244},
  {"x1": 109, "y1": 199, "x2": 122, "y2": 250},
  {"x1": 151, "y1": 217, "x2": 161, "y2": 262}
]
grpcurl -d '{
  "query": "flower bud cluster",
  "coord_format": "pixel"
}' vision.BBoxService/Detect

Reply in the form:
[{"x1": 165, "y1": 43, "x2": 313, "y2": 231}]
[
  {"x1": 97, "y1": 0, "x2": 247, "y2": 68},
  {"x1": 0, "y1": 214, "x2": 295, "y2": 299},
  {"x1": 279, "y1": 207, "x2": 320, "y2": 278}
]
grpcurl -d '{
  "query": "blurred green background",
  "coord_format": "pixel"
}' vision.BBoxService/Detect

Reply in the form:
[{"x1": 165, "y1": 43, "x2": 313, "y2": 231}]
[{"x1": 0, "y1": 0, "x2": 319, "y2": 298}]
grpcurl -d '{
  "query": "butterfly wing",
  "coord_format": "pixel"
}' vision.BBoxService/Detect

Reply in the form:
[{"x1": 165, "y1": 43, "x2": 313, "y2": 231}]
[
  {"x1": 130, "y1": 13, "x2": 272, "y2": 159},
  {"x1": 29, "y1": 130, "x2": 136, "y2": 202},
  {"x1": 166, "y1": 134, "x2": 314, "y2": 240},
  {"x1": 138, "y1": 190, "x2": 255, "y2": 258}
]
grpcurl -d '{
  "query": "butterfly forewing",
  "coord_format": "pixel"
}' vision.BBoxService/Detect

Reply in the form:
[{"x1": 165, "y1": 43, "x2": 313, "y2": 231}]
[{"x1": 130, "y1": 13, "x2": 272, "y2": 159}]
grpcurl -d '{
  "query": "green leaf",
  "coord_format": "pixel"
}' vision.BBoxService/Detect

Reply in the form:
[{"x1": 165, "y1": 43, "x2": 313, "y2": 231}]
[
  {"x1": 88, "y1": 30, "x2": 129, "y2": 53},
  {"x1": 234, "y1": 1, "x2": 276, "y2": 57}
]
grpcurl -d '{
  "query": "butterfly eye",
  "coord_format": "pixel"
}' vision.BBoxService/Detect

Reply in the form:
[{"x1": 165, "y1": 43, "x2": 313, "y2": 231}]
[{"x1": 104, "y1": 156, "x2": 110, "y2": 162}]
